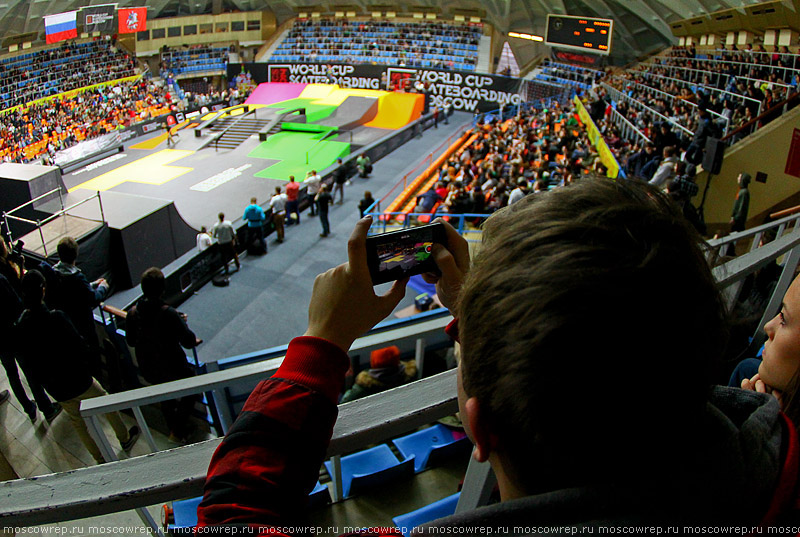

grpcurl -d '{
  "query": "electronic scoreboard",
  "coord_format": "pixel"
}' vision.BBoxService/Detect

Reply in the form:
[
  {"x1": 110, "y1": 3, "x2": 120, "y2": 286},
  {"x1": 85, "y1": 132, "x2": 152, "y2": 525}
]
[{"x1": 545, "y1": 14, "x2": 613, "y2": 55}]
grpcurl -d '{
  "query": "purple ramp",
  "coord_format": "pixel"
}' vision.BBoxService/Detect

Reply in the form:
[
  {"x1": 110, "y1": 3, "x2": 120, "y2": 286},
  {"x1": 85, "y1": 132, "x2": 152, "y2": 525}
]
[{"x1": 245, "y1": 83, "x2": 307, "y2": 106}]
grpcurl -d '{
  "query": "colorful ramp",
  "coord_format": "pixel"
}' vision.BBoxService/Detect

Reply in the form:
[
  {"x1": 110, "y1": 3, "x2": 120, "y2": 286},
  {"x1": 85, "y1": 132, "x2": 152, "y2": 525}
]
[
  {"x1": 317, "y1": 96, "x2": 379, "y2": 129},
  {"x1": 230, "y1": 82, "x2": 423, "y2": 181}
]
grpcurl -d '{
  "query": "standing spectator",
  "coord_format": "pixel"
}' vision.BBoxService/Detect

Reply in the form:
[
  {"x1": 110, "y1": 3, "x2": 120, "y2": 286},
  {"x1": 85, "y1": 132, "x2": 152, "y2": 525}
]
[
  {"x1": 212, "y1": 212, "x2": 240, "y2": 274},
  {"x1": 508, "y1": 179, "x2": 528, "y2": 205},
  {"x1": 358, "y1": 191, "x2": 375, "y2": 218},
  {"x1": 443, "y1": 100, "x2": 452, "y2": 124},
  {"x1": 649, "y1": 146, "x2": 679, "y2": 188},
  {"x1": 731, "y1": 172, "x2": 751, "y2": 232},
  {"x1": 14, "y1": 270, "x2": 138, "y2": 464},
  {"x1": 0, "y1": 270, "x2": 59, "y2": 423},
  {"x1": 340, "y1": 346, "x2": 416, "y2": 403},
  {"x1": 125, "y1": 267, "x2": 202, "y2": 443},
  {"x1": 304, "y1": 170, "x2": 322, "y2": 216},
  {"x1": 243, "y1": 197, "x2": 267, "y2": 254},
  {"x1": 433, "y1": 106, "x2": 440, "y2": 129},
  {"x1": 38, "y1": 237, "x2": 109, "y2": 381},
  {"x1": 315, "y1": 184, "x2": 333, "y2": 237},
  {"x1": 270, "y1": 187, "x2": 287, "y2": 243},
  {"x1": 332, "y1": 158, "x2": 347, "y2": 204},
  {"x1": 285, "y1": 176, "x2": 301, "y2": 225},
  {"x1": 196, "y1": 226, "x2": 212, "y2": 252}
]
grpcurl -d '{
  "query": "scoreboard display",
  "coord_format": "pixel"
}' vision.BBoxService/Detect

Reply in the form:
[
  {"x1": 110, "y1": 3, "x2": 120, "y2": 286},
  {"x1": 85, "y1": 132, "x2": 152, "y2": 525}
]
[{"x1": 545, "y1": 14, "x2": 613, "y2": 55}]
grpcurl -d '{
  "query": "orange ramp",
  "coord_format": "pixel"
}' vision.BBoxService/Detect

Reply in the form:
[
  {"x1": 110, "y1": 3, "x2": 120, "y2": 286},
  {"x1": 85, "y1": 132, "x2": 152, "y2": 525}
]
[{"x1": 364, "y1": 93, "x2": 424, "y2": 129}]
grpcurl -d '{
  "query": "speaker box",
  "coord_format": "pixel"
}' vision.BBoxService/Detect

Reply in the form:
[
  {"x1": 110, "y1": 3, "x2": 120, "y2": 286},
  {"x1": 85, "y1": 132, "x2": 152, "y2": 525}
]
[{"x1": 702, "y1": 137, "x2": 726, "y2": 175}]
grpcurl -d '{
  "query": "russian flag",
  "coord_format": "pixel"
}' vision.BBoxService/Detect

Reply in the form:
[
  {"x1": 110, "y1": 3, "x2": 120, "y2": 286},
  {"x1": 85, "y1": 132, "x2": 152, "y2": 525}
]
[{"x1": 44, "y1": 11, "x2": 78, "y2": 44}]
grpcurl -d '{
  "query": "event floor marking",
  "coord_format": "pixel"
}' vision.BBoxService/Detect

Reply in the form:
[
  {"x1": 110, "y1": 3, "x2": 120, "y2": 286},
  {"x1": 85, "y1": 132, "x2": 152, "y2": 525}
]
[
  {"x1": 130, "y1": 133, "x2": 168, "y2": 150},
  {"x1": 68, "y1": 149, "x2": 195, "y2": 192}
]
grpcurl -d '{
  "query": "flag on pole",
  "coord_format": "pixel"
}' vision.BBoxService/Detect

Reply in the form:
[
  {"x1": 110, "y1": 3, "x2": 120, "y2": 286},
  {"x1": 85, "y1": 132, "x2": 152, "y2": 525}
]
[
  {"x1": 44, "y1": 11, "x2": 78, "y2": 44},
  {"x1": 118, "y1": 7, "x2": 146, "y2": 33}
]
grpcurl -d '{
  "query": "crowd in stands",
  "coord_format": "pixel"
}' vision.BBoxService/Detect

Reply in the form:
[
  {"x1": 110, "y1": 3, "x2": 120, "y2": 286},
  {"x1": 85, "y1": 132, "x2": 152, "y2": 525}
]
[
  {"x1": 411, "y1": 101, "x2": 605, "y2": 220},
  {"x1": 606, "y1": 45, "x2": 800, "y2": 145},
  {"x1": 159, "y1": 45, "x2": 229, "y2": 78},
  {"x1": 0, "y1": 79, "x2": 179, "y2": 164},
  {"x1": 272, "y1": 18, "x2": 480, "y2": 71},
  {"x1": 1, "y1": 39, "x2": 136, "y2": 111}
]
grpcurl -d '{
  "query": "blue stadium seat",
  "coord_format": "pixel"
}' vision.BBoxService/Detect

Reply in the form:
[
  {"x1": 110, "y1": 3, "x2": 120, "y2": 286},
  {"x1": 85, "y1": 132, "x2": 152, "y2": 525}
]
[
  {"x1": 392, "y1": 493, "x2": 461, "y2": 537},
  {"x1": 392, "y1": 424, "x2": 470, "y2": 473},
  {"x1": 324, "y1": 444, "x2": 415, "y2": 499}
]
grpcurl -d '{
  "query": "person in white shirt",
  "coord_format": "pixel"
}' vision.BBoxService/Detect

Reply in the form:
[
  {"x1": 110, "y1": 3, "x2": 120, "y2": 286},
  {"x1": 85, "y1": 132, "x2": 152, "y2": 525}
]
[
  {"x1": 196, "y1": 227, "x2": 212, "y2": 252},
  {"x1": 304, "y1": 170, "x2": 322, "y2": 216},
  {"x1": 270, "y1": 187, "x2": 287, "y2": 243}
]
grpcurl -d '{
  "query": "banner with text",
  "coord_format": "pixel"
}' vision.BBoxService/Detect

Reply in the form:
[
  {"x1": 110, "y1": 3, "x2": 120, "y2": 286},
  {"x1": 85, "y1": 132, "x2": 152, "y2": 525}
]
[
  {"x1": 229, "y1": 63, "x2": 523, "y2": 113},
  {"x1": 82, "y1": 4, "x2": 116, "y2": 34},
  {"x1": 573, "y1": 95, "x2": 619, "y2": 179}
]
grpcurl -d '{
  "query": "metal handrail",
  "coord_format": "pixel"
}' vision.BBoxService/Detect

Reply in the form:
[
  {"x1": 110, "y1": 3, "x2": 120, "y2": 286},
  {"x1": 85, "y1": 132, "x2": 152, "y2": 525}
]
[
  {"x1": 213, "y1": 107, "x2": 258, "y2": 151},
  {"x1": 602, "y1": 82, "x2": 694, "y2": 136},
  {"x1": 634, "y1": 69, "x2": 762, "y2": 105},
  {"x1": 613, "y1": 76, "x2": 730, "y2": 126},
  {"x1": 607, "y1": 105, "x2": 651, "y2": 145},
  {"x1": 722, "y1": 90, "x2": 800, "y2": 143}
]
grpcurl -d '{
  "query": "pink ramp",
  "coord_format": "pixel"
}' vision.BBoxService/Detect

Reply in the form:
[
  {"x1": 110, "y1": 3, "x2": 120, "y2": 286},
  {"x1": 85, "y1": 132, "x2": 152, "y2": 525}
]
[{"x1": 245, "y1": 83, "x2": 308, "y2": 106}]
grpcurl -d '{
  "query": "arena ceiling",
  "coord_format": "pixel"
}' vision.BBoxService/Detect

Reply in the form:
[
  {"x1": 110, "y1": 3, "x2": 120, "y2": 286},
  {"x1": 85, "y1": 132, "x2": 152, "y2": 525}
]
[{"x1": 0, "y1": 0, "x2": 769, "y2": 64}]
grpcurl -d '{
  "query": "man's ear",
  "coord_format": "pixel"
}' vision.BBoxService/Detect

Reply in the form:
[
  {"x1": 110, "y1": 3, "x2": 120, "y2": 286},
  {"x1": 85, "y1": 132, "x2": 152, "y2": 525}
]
[{"x1": 464, "y1": 396, "x2": 497, "y2": 463}]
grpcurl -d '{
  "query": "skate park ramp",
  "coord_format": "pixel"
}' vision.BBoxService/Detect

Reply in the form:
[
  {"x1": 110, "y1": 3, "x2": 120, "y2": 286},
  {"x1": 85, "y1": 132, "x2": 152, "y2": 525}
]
[
  {"x1": 317, "y1": 96, "x2": 379, "y2": 130},
  {"x1": 364, "y1": 92, "x2": 425, "y2": 129}
]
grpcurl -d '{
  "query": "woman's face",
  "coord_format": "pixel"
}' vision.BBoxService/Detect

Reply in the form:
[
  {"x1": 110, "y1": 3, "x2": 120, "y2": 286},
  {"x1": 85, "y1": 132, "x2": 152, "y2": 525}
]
[{"x1": 760, "y1": 276, "x2": 800, "y2": 391}]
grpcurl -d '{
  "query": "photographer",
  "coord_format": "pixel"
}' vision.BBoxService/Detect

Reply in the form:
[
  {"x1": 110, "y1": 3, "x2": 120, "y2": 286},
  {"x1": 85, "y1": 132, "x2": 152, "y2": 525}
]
[{"x1": 199, "y1": 180, "x2": 793, "y2": 530}]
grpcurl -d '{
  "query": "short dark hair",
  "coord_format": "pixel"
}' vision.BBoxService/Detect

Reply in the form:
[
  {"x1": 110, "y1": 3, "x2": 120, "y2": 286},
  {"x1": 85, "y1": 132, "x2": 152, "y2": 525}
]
[
  {"x1": 21, "y1": 269, "x2": 46, "y2": 307},
  {"x1": 57, "y1": 237, "x2": 79, "y2": 264},
  {"x1": 140, "y1": 267, "x2": 165, "y2": 299},
  {"x1": 457, "y1": 178, "x2": 726, "y2": 492}
]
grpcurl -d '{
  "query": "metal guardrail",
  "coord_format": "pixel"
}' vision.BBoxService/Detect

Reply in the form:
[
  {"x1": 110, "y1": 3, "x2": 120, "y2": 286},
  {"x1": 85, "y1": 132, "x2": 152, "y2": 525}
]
[
  {"x1": 602, "y1": 83, "x2": 694, "y2": 137},
  {"x1": 606, "y1": 105, "x2": 651, "y2": 146},
  {"x1": 1, "y1": 190, "x2": 105, "y2": 258}
]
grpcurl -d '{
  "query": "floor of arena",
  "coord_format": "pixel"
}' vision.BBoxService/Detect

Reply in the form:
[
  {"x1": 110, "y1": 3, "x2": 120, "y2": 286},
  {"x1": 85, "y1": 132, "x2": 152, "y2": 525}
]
[{"x1": 58, "y1": 83, "x2": 423, "y2": 231}]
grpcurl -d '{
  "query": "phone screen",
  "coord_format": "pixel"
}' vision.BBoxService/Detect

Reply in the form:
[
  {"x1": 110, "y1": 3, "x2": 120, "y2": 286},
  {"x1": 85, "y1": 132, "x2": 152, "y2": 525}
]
[{"x1": 365, "y1": 223, "x2": 445, "y2": 285}]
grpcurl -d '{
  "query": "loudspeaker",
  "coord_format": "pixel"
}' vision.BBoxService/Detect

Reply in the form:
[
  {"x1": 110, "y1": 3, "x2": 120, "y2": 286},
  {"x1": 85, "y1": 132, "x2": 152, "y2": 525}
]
[{"x1": 702, "y1": 137, "x2": 726, "y2": 175}]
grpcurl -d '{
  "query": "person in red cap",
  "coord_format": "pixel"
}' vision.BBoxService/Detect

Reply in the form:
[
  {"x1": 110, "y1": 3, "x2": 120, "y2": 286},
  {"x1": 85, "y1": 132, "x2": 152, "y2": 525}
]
[{"x1": 340, "y1": 345, "x2": 416, "y2": 403}]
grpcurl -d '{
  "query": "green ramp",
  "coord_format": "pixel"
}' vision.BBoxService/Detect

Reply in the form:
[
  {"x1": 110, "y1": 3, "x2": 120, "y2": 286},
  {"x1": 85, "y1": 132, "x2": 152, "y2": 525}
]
[
  {"x1": 248, "y1": 131, "x2": 350, "y2": 180},
  {"x1": 266, "y1": 98, "x2": 337, "y2": 123}
]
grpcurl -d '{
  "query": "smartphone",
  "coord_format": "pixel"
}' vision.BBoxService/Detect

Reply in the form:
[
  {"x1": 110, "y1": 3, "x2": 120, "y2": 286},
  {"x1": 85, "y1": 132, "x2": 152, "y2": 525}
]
[{"x1": 365, "y1": 222, "x2": 446, "y2": 285}]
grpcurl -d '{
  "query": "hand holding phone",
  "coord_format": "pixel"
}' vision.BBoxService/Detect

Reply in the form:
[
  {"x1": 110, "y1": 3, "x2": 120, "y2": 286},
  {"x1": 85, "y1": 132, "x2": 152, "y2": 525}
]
[
  {"x1": 420, "y1": 218, "x2": 470, "y2": 315},
  {"x1": 365, "y1": 222, "x2": 447, "y2": 285},
  {"x1": 305, "y1": 216, "x2": 407, "y2": 351}
]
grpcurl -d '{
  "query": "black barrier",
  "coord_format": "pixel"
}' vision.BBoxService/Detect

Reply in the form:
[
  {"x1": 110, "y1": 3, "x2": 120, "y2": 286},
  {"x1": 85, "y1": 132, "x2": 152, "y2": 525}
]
[{"x1": 228, "y1": 62, "x2": 522, "y2": 113}]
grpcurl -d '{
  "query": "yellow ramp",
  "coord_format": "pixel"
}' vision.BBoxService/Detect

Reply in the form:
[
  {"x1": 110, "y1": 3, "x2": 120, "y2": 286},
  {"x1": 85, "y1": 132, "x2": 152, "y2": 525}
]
[
  {"x1": 299, "y1": 84, "x2": 338, "y2": 100},
  {"x1": 364, "y1": 93, "x2": 425, "y2": 129},
  {"x1": 314, "y1": 87, "x2": 388, "y2": 106},
  {"x1": 68, "y1": 149, "x2": 194, "y2": 192}
]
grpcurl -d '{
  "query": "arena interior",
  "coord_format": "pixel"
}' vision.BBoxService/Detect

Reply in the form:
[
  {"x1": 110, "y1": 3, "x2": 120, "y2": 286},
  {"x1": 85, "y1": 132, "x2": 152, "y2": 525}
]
[{"x1": 1, "y1": 0, "x2": 800, "y2": 533}]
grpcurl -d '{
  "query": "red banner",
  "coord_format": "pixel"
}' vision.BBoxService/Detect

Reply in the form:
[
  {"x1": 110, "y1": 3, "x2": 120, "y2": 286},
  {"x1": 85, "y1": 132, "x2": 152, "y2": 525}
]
[{"x1": 118, "y1": 7, "x2": 146, "y2": 33}]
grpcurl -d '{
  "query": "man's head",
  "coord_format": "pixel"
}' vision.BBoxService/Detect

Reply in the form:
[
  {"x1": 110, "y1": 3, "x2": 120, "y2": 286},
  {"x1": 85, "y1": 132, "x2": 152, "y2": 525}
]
[
  {"x1": 218, "y1": 212, "x2": 225, "y2": 222},
  {"x1": 456, "y1": 178, "x2": 726, "y2": 495},
  {"x1": 275, "y1": 186, "x2": 282, "y2": 194},
  {"x1": 140, "y1": 267, "x2": 165, "y2": 299},
  {"x1": 21, "y1": 269, "x2": 46, "y2": 307},
  {"x1": 250, "y1": 197, "x2": 257, "y2": 204},
  {"x1": 57, "y1": 237, "x2": 79, "y2": 265},
  {"x1": 289, "y1": 175, "x2": 295, "y2": 183}
]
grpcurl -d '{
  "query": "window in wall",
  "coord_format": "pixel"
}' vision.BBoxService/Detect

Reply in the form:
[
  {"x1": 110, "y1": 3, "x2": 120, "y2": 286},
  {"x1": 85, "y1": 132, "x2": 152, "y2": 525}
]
[
  {"x1": 200, "y1": 23, "x2": 213, "y2": 34},
  {"x1": 216, "y1": 23, "x2": 228, "y2": 32},
  {"x1": 231, "y1": 21, "x2": 245, "y2": 31},
  {"x1": 168, "y1": 26, "x2": 181, "y2": 37},
  {"x1": 184, "y1": 25, "x2": 197, "y2": 35},
  {"x1": 152, "y1": 28, "x2": 166, "y2": 39},
  {"x1": 496, "y1": 41, "x2": 520, "y2": 77},
  {"x1": 137, "y1": 30, "x2": 150, "y2": 41},
  {"x1": 247, "y1": 20, "x2": 261, "y2": 31}
]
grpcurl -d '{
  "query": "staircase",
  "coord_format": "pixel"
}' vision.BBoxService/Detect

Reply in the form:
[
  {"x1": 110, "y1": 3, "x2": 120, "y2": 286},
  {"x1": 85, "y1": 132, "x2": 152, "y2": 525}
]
[{"x1": 207, "y1": 117, "x2": 270, "y2": 150}]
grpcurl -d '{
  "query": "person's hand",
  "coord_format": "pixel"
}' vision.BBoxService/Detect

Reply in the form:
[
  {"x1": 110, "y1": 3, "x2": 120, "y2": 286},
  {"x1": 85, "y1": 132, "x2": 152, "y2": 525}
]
[
  {"x1": 304, "y1": 216, "x2": 407, "y2": 351},
  {"x1": 421, "y1": 218, "x2": 470, "y2": 315},
  {"x1": 741, "y1": 373, "x2": 783, "y2": 405}
]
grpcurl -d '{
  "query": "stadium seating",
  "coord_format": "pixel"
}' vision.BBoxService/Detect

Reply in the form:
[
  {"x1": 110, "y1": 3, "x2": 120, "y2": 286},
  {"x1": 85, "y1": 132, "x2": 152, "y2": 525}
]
[{"x1": 270, "y1": 19, "x2": 481, "y2": 71}]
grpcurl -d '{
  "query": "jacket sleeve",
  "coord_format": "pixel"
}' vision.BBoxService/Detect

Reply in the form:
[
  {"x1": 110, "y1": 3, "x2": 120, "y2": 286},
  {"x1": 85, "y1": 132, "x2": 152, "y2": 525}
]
[
  {"x1": 125, "y1": 307, "x2": 139, "y2": 347},
  {"x1": 197, "y1": 336, "x2": 349, "y2": 527}
]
